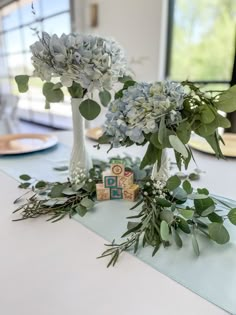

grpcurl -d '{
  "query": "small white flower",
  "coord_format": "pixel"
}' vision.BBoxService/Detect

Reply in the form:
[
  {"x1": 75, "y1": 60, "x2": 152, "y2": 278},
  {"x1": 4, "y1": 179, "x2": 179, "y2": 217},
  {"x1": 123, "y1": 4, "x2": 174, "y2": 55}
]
[
  {"x1": 146, "y1": 182, "x2": 151, "y2": 186},
  {"x1": 143, "y1": 191, "x2": 148, "y2": 196},
  {"x1": 88, "y1": 179, "x2": 93, "y2": 182},
  {"x1": 152, "y1": 191, "x2": 156, "y2": 195}
]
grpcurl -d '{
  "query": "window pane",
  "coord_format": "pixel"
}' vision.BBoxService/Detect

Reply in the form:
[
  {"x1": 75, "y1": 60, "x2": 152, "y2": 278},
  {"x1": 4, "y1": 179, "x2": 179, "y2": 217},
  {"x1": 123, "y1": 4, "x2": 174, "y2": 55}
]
[
  {"x1": 0, "y1": 55, "x2": 9, "y2": 77},
  {"x1": 41, "y1": 0, "x2": 69, "y2": 18},
  {"x1": 22, "y1": 24, "x2": 42, "y2": 51},
  {"x1": 19, "y1": 0, "x2": 41, "y2": 25},
  {"x1": 5, "y1": 29, "x2": 23, "y2": 53},
  {"x1": 0, "y1": 34, "x2": 7, "y2": 55},
  {"x1": 8, "y1": 53, "x2": 25, "y2": 77},
  {"x1": 42, "y1": 13, "x2": 71, "y2": 35},
  {"x1": 170, "y1": 0, "x2": 236, "y2": 82},
  {"x1": 2, "y1": 2, "x2": 20, "y2": 31}
]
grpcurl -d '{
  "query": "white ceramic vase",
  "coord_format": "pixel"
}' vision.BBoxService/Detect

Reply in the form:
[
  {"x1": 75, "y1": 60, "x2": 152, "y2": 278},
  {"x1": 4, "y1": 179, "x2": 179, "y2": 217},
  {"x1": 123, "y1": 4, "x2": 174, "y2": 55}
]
[
  {"x1": 151, "y1": 149, "x2": 170, "y2": 181},
  {"x1": 69, "y1": 98, "x2": 92, "y2": 180}
]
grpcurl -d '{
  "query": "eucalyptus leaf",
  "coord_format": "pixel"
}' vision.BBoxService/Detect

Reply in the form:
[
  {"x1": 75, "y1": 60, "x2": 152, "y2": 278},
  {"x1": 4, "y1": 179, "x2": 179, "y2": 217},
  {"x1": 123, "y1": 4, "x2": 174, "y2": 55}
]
[
  {"x1": 182, "y1": 180, "x2": 193, "y2": 194},
  {"x1": 15, "y1": 75, "x2": 29, "y2": 93},
  {"x1": 216, "y1": 85, "x2": 236, "y2": 113},
  {"x1": 43, "y1": 82, "x2": 64, "y2": 103},
  {"x1": 79, "y1": 99, "x2": 101, "y2": 120},
  {"x1": 169, "y1": 135, "x2": 188, "y2": 158},
  {"x1": 160, "y1": 220, "x2": 169, "y2": 241},
  {"x1": 179, "y1": 209, "x2": 194, "y2": 219},
  {"x1": 99, "y1": 89, "x2": 111, "y2": 107},
  {"x1": 160, "y1": 210, "x2": 174, "y2": 223},
  {"x1": 80, "y1": 197, "x2": 94, "y2": 209},
  {"x1": 76, "y1": 204, "x2": 87, "y2": 217},
  {"x1": 178, "y1": 217, "x2": 191, "y2": 234},
  {"x1": 172, "y1": 228, "x2": 183, "y2": 248},
  {"x1": 208, "y1": 223, "x2": 230, "y2": 244},
  {"x1": 19, "y1": 174, "x2": 31, "y2": 181},
  {"x1": 227, "y1": 208, "x2": 236, "y2": 225},
  {"x1": 166, "y1": 175, "x2": 181, "y2": 191}
]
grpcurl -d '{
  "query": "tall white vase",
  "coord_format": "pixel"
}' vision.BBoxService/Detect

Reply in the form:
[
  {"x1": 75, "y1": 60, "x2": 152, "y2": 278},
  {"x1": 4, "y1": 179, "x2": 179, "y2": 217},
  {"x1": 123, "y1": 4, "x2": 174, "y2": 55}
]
[
  {"x1": 151, "y1": 149, "x2": 170, "y2": 181},
  {"x1": 69, "y1": 98, "x2": 92, "y2": 180}
]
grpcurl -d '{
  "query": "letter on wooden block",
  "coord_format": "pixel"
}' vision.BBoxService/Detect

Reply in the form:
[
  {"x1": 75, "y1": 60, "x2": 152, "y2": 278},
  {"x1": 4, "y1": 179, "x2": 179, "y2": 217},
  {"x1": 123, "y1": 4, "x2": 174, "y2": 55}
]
[
  {"x1": 104, "y1": 176, "x2": 117, "y2": 188},
  {"x1": 123, "y1": 184, "x2": 139, "y2": 202},
  {"x1": 96, "y1": 183, "x2": 110, "y2": 201},
  {"x1": 117, "y1": 171, "x2": 134, "y2": 187},
  {"x1": 110, "y1": 187, "x2": 123, "y2": 199},
  {"x1": 110, "y1": 163, "x2": 125, "y2": 176}
]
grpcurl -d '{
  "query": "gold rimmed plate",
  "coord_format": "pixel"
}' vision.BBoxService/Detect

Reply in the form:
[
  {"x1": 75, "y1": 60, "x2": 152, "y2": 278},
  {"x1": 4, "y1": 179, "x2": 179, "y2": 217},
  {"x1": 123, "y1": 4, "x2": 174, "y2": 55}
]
[
  {"x1": 189, "y1": 133, "x2": 236, "y2": 157},
  {"x1": 86, "y1": 127, "x2": 103, "y2": 141},
  {"x1": 0, "y1": 133, "x2": 58, "y2": 155}
]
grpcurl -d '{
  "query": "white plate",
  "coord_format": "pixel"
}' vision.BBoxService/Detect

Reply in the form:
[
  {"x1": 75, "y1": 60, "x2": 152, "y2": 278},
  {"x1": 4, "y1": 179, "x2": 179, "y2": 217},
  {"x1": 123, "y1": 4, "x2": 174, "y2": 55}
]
[{"x1": 0, "y1": 133, "x2": 58, "y2": 155}]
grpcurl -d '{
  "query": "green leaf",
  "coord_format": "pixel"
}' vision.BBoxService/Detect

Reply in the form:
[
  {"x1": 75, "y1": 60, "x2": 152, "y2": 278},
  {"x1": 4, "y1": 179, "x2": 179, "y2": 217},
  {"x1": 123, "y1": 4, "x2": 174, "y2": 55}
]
[
  {"x1": 166, "y1": 175, "x2": 181, "y2": 191},
  {"x1": 18, "y1": 182, "x2": 31, "y2": 189},
  {"x1": 182, "y1": 180, "x2": 193, "y2": 194},
  {"x1": 208, "y1": 212, "x2": 223, "y2": 223},
  {"x1": 200, "y1": 106, "x2": 215, "y2": 124},
  {"x1": 19, "y1": 174, "x2": 31, "y2": 181},
  {"x1": 172, "y1": 228, "x2": 183, "y2": 248},
  {"x1": 43, "y1": 82, "x2": 64, "y2": 103},
  {"x1": 80, "y1": 197, "x2": 94, "y2": 209},
  {"x1": 214, "y1": 113, "x2": 231, "y2": 128},
  {"x1": 172, "y1": 187, "x2": 188, "y2": 201},
  {"x1": 216, "y1": 85, "x2": 236, "y2": 113},
  {"x1": 62, "y1": 188, "x2": 76, "y2": 196},
  {"x1": 188, "y1": 193, "x2": 209, "y2": 200},
  {"x1": 35, "y1": 181, "x2": 47, "y2": 189},
  {"x1": 205, "y1": 132, "x2": 224, "y2": 158},
  {"x1": 178, "y1": 217, "x2": 191, "y2": 234},
  {"x1": 188, "y1": 173, "x2": 200, "y2": 181},
  {"x1": 99, "y1": 89, "x2": 111, "y2": 107},
  {"x1": 76, "y1": 204, "x2": 87, "y2": 217},
  {"x1": 194, "y1": 197, "x2": 214, "y2": 215},
  {"x1": 67, "y1": 82, "x2": 83, "y2": 98},
  {"x1": 140, "y1": 143, "x2": 159, "y2": 169},
  {"x1": 176, "y1": 121, "x2": 191, "y2": 144},
  {"x1": 208, "y1": 223, "x2": 230, "y2": 244},
  {"x1": 160, "y1": 220, "x2": 169, "y2": 241},
  {"x1": 169, "y1": 135, "x2": 188, "y2": 158},
  {"x1": 155, "y1": 198, "x2": 172, "y2": 207},
  {"x1": 15, "y1": 75, "x2": 29, "y2": 93},
  {"x1": 79, "y1": 99, "x2": 101, "y2": 120},
  {"x1": 192, "y1": 233, "x2": 200, "y2": 256},
  {"x1": 179, "y1": 209, "x2": 194, "y2": 219},
  {"x1": 50, "y1": 184, "x2": 66, "y2": 198},
  {"x1": 53, "y1": 166, "x2": 68, "y2": 171},
  {"x1": 227, "y1": 208, "x2": 236, "y2": 225},
  {"x1": 127, "y1": 222, "x2": 140, "y2": 230},
  {"x1": 201, "y1": 205, "x2": 215, "y2": 217},
  {"x1": 150, "y1": 132, "x2": 162, "y2": 149},
  {"x1": 118, "y1": 75, "x2": 133, "y2": 83},
  {"x1": 160, "y1": 210, "x2": 174, "y2": 223}
]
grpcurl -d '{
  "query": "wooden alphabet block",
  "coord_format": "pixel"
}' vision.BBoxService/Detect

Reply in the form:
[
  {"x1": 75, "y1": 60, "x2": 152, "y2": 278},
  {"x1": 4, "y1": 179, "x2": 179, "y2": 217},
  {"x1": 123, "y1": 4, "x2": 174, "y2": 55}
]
[
  {"x1": 110, "y1": 187, "x2": 123, "y2": 199},
  {"x1": 102, "y1": 170, "x2": 112, "y2": 182},
  {"x1": 110, "y1": 163, "x2": 125, "y2": 176},
  {"x1": 123, "y1": 184, "x2": 139, "y2": 202},
  {"x1": 117, "y1": 171, "x2": 134, "y2": 187},
  {"x1": 104, "y1": 175, "x2": 117, "y2": 188},
  {"x1": 96, "y1": 183, "x2": 110, "y2": 201}
]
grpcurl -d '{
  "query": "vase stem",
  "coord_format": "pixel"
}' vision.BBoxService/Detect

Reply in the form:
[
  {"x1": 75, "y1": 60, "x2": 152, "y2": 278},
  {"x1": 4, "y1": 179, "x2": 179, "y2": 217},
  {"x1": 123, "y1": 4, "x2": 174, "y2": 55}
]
[
  {"x1": 69, "y1": 98, "x2": 92, "y2": 180},
  {"x1": 151, "y1": 149, "x2": 170, "y2": 181}
]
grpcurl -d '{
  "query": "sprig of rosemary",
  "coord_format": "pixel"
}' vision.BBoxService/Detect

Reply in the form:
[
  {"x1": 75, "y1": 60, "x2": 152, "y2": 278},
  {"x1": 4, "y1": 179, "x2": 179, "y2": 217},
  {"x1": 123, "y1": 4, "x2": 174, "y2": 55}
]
[{"x1": 98, "y1": 176, "x2": 236, "y2": 267}]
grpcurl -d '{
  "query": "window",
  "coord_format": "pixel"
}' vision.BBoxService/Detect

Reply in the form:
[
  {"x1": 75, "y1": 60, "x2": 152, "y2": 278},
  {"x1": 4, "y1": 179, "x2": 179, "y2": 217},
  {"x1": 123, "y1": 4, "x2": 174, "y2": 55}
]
[
  {"x1": 166, "y1": 0, "x2": 236, "y2": 90},
  {"x1": 0, "y1": 0, "x2": 71, "y2": 127}
]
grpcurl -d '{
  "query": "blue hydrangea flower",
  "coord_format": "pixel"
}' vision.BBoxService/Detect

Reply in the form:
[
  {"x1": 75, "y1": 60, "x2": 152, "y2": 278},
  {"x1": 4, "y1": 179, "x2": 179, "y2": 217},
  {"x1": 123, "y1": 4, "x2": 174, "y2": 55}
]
[{"x1": 104, "y1": 81, "x2": 185, "y2": 146}]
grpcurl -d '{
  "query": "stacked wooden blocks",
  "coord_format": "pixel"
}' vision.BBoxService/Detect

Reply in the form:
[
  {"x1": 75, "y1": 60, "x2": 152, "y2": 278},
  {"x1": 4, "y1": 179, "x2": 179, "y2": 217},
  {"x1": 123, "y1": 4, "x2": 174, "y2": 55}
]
[{"x1": 96, "y1": 159, "x2": 139, "y2": 202}]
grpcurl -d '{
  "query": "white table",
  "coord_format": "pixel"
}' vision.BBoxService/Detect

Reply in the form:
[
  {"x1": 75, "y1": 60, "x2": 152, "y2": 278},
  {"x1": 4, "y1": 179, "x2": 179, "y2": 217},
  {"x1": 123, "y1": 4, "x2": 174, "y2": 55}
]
[{"x1": 0, "y1": 131, "x2": 235, "y2": 315}]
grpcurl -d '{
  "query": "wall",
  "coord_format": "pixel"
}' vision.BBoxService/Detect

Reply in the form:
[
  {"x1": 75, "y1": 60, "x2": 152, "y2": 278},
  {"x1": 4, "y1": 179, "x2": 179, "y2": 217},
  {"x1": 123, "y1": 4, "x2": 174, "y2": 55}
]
[{"x1": 73, "y1": 0, "x2": 168, "y2": 82}]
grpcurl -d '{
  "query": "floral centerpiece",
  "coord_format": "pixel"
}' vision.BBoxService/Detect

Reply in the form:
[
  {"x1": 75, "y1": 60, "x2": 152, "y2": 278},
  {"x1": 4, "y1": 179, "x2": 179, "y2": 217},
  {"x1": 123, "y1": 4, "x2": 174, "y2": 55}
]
[
  {"x1": 15, "y1": 32, "x2": 127, "y2": 180},
  {"x1": 100, "y1": 80, "x2": 236, "y2": 179}
]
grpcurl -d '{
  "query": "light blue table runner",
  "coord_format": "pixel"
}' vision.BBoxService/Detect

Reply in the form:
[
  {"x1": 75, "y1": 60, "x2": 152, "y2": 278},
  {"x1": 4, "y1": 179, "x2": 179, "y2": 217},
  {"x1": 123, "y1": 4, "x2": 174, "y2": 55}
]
[{"x1": 1, "y1": 144, "x2": 236, "y2": 314}]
